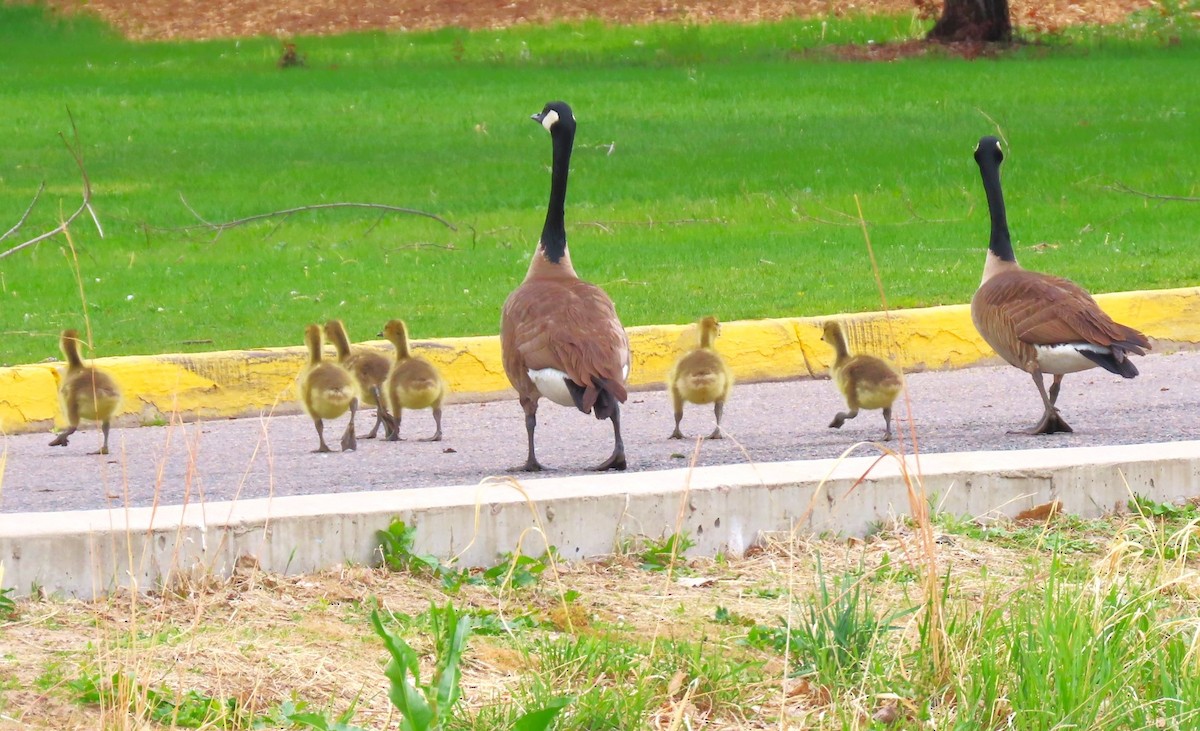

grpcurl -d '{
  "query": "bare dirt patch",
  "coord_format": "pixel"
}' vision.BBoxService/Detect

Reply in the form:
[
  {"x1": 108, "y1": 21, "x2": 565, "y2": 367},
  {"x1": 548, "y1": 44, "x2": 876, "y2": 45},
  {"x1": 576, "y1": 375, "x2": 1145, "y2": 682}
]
[{"x1": 38, "y1": 0, "x2": 1158, "y2": 41}]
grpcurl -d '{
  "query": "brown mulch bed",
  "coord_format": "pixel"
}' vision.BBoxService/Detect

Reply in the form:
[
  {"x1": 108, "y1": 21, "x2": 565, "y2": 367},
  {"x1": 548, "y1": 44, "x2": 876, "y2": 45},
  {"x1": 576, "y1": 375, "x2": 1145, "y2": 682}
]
[{"x1": 34, "y1": 0, "x2": 1160, "y2": 41}]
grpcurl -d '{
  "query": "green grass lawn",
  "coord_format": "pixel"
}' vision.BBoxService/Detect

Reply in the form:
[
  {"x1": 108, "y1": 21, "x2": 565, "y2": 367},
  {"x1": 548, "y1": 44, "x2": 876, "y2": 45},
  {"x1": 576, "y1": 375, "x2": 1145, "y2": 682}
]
[{"x1": 1, "y1": 4, "x2": 1198, "y2": 365}]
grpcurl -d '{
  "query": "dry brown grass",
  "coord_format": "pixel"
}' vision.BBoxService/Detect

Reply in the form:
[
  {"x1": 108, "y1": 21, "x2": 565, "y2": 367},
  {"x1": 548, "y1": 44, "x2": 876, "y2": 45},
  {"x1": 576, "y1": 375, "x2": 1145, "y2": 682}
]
[{"x1": 1, "y1": 509, "x2": 1163, "y2": 730}]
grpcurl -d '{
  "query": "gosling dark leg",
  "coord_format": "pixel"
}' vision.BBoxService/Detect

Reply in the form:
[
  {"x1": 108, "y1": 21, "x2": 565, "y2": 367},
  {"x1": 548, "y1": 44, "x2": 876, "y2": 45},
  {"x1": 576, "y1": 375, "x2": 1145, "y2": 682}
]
[
  {"x1": 593, "y1": 404, "x2": 627, "y2": 471},
  {"x1": 366, "y1": 386, "x2": 390, "y2": 439},
  {"x1": 90, "y1": 420, "x2": 112, "y2": 455},
  {"x1": 385, "y1": 407, "x2": 403, "y2": 442},
  {"x1": 422, "y1": 403, "x2": 443, "y2": 442},
  {"x1": 708, "y1": 400, "x2": 724, "y2": 440},
  {"x1": 829, "y1": 407, "x2": 859, "y2": 430},
  {"x1": 669, "y1": 387, "x2": 684, "y2": 440},
  {"x1": 341, "y1": 399, "x2": 358, "y2": 451},
  {"x1": 881, "y1": 407, "x2": 893, "y2": 442},
  {"x1": 312, "y1": 418, "x2": 332, "y2": 453}
]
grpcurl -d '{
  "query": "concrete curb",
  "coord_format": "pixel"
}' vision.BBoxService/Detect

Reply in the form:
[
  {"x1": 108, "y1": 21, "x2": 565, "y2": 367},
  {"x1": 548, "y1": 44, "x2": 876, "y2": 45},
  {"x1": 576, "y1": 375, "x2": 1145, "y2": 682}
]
[
  {"x1": 2, "y1": 286, "x2": 1198, "y2": 436},
  {"x1": 2, "y1": 440, "x2": 1198, "y2": 598}
]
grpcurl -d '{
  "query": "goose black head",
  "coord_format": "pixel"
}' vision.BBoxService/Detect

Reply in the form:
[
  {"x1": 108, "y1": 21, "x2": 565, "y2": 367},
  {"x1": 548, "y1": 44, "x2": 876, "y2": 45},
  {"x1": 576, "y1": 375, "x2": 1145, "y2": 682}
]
[
  {"x1": 532, "y1": 101, "x2": 575, "y2": 134},
  {"x1": 974, "y1": 136, "x2": 1004, "y2": 167}
]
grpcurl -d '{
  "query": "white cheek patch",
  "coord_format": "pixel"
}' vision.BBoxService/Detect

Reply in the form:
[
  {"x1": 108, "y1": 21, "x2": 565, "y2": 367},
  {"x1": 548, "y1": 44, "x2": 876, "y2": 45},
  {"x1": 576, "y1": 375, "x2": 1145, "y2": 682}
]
[
  {"x1": 540, "y1": 109, "x2": 560, "y2": 132},
  {"x1": 528, "y1": 367, "x2": 575, "y2": 407}
]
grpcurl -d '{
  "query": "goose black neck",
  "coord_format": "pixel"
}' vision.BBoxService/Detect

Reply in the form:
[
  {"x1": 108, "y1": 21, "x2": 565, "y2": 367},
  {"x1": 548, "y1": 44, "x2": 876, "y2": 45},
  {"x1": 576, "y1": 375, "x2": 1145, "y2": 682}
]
[
  {"x1": 978, "y1": 156, "x2": 1015, "y2": 263},
  {"x1": 540, "y1": 124, "x2": 574, "y2": 263}
]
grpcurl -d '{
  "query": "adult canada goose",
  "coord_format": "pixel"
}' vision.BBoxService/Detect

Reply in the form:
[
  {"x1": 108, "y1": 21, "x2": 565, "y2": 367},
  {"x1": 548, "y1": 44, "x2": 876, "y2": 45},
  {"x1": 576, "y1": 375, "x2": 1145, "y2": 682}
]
[
  {"x1": 298, "y1": 323, "x2": 358, "y2": 452},
  {"x1": 970, "y1": 136, "x2": 1150, "y2": 434},
  {"x1": 668, "y1": 316, "x2": 732, "y2": 440},
  {"x1": 820, "y1": 321, "x2": 903, "y2": 441},
  {"x1": 324, "y1": 319, "x2": 394, "y2": 439},
  {"x1": 48, "y1": 329, "x2": 122, "y2": 455},
  {"x1": 380, "y1": 319, "x2": 446, "y2": 441},
  {"x1": 500, "y1": 101, "x2": 631, "y2": 472}
]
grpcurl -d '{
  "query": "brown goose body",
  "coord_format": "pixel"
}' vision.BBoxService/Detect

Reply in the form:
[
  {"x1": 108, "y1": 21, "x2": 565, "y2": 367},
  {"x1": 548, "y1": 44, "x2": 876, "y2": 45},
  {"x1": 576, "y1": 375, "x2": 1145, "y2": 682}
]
[
  {"x1": 969, "y1": 136, "x2": 1149, "y2": 434},
  {"x1": 381, "y1": 319, "x2": 446, "y2": 441},
  {"x1": 500, "y1": 101, "x2": 630, "y2": 472},
  {"x1": 298, "y1": 324, "x2": 358, "y2": 452},
  {"x1": 667, "y1": 316, "x2": 732, "y2": 440},
  {"x1": 821, "y1": 321, "x2": 903, "y2": 441},
  {"x1": 324, "y1": 319, "x2": 393, "y2": 438},
  {"x1": 48, "y1": 329, "x2": 122, "y2": 455}
]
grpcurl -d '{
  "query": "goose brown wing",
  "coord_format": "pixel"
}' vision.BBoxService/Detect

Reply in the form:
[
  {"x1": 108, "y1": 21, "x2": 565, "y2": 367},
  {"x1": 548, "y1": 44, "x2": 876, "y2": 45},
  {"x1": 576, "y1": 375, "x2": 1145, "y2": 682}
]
[
  {"x1": 980, "y1": 271, "x2": 1149, "y2": 353},
  {"x1": 504, "y1": 278, "x2": 629, "y2": 406}
]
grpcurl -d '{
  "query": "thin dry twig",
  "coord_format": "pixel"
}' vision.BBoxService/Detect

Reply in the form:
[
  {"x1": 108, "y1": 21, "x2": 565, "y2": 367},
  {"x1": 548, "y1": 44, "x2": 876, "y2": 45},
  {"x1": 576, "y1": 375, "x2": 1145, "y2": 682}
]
[
  {"x1": 0, "y1": 181, "x2": 46, "y2": 245},
  {"x1": 160, "y1": 196, "x2": 458, "y2": 240},
  {"x1": 0, "y1": 112, "x2": 102, "y2": 260},
  {"x1": 1106, "y1": 181, "x2": 1200, "y2": 203},
  {"x1": 577, "y1": 217, "x2": 726, "y2": 231}
]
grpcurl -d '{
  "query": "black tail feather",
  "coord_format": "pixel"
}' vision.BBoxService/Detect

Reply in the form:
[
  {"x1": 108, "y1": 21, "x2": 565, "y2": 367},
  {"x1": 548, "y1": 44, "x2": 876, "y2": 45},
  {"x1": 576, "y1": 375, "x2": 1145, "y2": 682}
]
[{"x1": 1080, "y1": 347, "x2": 1140, "y2": 378}]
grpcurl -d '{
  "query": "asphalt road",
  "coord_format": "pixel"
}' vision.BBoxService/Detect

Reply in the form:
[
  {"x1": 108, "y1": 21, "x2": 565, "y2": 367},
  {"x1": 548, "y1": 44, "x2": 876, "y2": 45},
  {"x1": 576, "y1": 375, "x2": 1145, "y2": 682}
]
[{"x1": 3, "y1": 351, "x2": 1198, "y2": 514}]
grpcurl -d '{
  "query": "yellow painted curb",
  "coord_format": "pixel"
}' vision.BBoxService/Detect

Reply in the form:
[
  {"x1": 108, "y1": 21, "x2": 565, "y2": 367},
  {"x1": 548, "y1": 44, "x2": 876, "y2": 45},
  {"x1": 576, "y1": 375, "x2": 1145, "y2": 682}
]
[{"x1": 2, "y1": 286, "x2": 1197, "y2": 436}]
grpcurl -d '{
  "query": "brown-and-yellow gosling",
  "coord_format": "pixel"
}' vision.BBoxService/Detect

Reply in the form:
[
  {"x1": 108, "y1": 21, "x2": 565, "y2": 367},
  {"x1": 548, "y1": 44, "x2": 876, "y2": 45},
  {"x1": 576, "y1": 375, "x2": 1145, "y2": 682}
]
[
  {"x1": 380, "y1": 319, "x2": 446, "y2": 441},
  {"x1": 48, "y1": 329, "x2": 122, "y2": 455},
  {"x1": 667, "y1": 315, "x2": 733, "y2": 440},
  {"x1": 299, "y1": 324, "x2": 357, "y2": 453},
  {"x1": 324, "y1": 319, "x2": 394, "y2": 439},
  {"x1": 821, "y1": 321, "x2": 903, "y2": 441}
]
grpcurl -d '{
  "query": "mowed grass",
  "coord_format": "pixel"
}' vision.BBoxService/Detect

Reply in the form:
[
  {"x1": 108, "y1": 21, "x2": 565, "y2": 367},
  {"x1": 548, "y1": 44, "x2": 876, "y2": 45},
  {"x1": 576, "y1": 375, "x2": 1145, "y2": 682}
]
[{"x1": 1, "y1": 5, "x2": 1198, "y2": 365}]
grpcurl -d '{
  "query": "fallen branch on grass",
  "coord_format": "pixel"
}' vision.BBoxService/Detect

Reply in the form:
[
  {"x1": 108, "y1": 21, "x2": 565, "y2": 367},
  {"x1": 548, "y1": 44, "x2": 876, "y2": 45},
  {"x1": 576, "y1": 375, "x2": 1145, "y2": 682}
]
[
  {"x1": 1107, "y1": 181, "x2": 1200, "y2": 202},
  {"x1": 159, "y1": 196, "x2": 457, "y2": 241},
  {"x1": 0, "y1": 112, "x2": 104, "y2": 261},
  {"x1": 0, "y1": 181, "x2": 45, "y2": 246}
]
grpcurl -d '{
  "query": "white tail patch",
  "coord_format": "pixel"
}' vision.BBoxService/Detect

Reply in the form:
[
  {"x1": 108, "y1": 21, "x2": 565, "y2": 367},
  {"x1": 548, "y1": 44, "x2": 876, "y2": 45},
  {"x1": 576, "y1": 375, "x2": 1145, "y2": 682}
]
[
  {"x1": 528, "y1": 367, "x2": 575, "y2": 407},
  {"x1": 1034, "y1": 343, "x2": 1109, "y2": 374}
]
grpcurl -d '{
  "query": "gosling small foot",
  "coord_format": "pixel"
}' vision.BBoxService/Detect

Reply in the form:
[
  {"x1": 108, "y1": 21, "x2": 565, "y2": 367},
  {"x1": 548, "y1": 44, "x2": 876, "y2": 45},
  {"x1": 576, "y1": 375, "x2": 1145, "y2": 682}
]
[
  {"x1": 88, "y1": 447, "x2": 110, "y2": 455},
  {"x1": 420, "y1": 431, "x2": 443, "y2": 442},
  {"x1": 828, "y1": 415, "x2": 845, "y2": 429},
  {"x1": 312, "y1": 445, "x2": 333, "y2": 454},
  {"x1": 669, "y1": 428, "x2": 684, "y2": 440},
  {"x1": 341, "y1": 432, "x2": 357, "y2": 452},
  {"x1": 48, "y1": 435, "x2": 69, "y2": 447},
  {"x1": 707, "y1": 428, "x2": 723, "y2": 440}
]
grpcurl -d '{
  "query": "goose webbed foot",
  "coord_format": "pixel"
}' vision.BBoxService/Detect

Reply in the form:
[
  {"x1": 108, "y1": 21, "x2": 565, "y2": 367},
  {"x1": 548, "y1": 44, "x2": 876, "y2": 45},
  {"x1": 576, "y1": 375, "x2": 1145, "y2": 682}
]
[
  {"x1": 420, "y1": 432, "x2": 442, "y2": 442},
  {"x1": 88, "y1": 447, "x2": 110, "y2": 456},
  {"x1": 592, "y1": 450, "x2": 627, "y2": 471},
  {"x1": 1011, "y1": 409, "x2": 1073, "y2": 435},
  {"x1": 828, "y1": 414, "x2": 846, "y2": 429},
  {"x1": 510, "y1": 459, "x2": 544, "y2": 473},
  {"x1": 340, "y1": 426, "x2": 357, "y2": 451},
  {"x1": 313, "y1": 444, "x2": 333, "y2": 453},
  {"x1": 669, "y1": 428, "x2": 684, "y2": 440},
  {"x1": 707, "y1": 427, "x2": 723, "y2": 440}
]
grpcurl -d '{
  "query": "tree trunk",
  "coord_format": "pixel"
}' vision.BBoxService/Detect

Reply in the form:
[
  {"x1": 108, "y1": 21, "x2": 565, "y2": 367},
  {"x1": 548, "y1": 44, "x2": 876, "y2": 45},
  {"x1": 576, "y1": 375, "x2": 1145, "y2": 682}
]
[{"x1": 927, "y1": 0, "x2": 1012, "y2": 43}]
